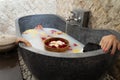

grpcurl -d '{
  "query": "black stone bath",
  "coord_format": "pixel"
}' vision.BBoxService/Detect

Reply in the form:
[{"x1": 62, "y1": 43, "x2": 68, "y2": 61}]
[{"x1": 16, "y1": 14, "x2": 120, "y2": 80}]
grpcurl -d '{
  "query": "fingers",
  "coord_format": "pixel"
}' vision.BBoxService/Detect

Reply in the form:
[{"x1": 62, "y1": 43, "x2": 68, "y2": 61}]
[
  {"x1": 101, "y1": 41, "x2": 107, "y2": 52},
  {"x1": 100, "y1": 39, "x2": 111, "y2": 53},
  {"x1": 99, "y1": 38, "x2": 105, "y2": 49},
  {"x1": 99, "y1": 35, "x2": 120, "y2": 55},
  {"x1": 104, "y1": 41, "x2": 112, "y2": 53},
  {"x1": 100, "y1": 39, "x2": 105, "y2": 51},
  {"x1": 16, "y1": 38, "x2": 32, "y2": 47},
  {"x1": 99, "y1": 38, "x2": 102, "y2": 46},
  {"x1": 111, "y1": 41, "x2": 117, "y2": 55}
]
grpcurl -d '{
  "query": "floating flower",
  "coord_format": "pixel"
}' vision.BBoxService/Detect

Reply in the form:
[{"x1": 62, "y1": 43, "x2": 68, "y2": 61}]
[
  {"x1": 72, "y1": 49, "x2": 80, "y2": 53},
  {"x1": 49, "y1": 40, "x2": 65, "y2": 48},
  {"x1": 23, "y1": 29, "x2": 38, "y2": 34}
]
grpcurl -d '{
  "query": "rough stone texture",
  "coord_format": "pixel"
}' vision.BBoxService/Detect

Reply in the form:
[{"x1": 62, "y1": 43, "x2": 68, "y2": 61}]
[
  {"x1": 18, "y1": 53, "x2": 116, "y2": 80},
  {"x1": 0, "y1": 0, "x2": 56, "y2": 35},
  {"x1": 56, "y1": 0, "x2": 120, "y2": 80},
  {"x1": 18, "y1": 53, "x2": 38, "y2": 80},
  {"x1": 56, "y1": 0, "x2": 120, "y2": 32}
]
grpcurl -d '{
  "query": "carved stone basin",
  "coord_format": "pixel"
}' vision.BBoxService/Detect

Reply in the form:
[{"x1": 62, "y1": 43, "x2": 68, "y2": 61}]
[{"x1": 16, "y1": 14, "x2": 120, "y2": 80}]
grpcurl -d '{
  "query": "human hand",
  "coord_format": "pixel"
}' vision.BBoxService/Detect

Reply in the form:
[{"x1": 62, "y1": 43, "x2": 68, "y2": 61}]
[
  {"x1": 99, "y1": 35, "x2": 120, "y2": 55},
  {"x1": 16, "y1": 38, "x2": 32, "y2": 47}
]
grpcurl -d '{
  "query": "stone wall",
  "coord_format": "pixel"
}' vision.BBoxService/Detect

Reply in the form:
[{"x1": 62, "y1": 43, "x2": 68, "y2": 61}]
[
  {"x1": 56, "y1": 0, "x2": 120, "y2": 32},
  {"x1": 1, "y1": 0, "x2": 120, "y2": 34},
  {"x1": 0, "y1": 0, "x2": 56, "y2": 35},
  {"x1": 56, "y1": 0, "x2": 120, "y2": 80}
]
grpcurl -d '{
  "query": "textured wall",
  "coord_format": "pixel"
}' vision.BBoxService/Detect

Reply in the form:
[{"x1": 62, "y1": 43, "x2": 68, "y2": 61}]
[
  {"x1": 0, "y1": 0, "x2": 56, "y2": 35},
  {"x1": 56, "y1": 0, "x2": 120, "y2": 79},
  {"x1": 56, "y1": 0, "x2": 120, "y2": 32},
  {"x1": 1, "y1": 0, "x2": 120, "y2": 34}
]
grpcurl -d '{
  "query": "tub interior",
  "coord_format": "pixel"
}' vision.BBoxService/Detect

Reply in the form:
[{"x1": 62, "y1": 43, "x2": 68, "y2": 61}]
[
  {"x1": 16, "y1": 14, "x2": 120, "y2": 56},
  {"x1": 22, "y1": 26, "x2": 85, "y2": 53}
]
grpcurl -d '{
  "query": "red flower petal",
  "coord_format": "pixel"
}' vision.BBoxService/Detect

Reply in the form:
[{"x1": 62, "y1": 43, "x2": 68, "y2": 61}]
[
  {"x1": 51, "y1": 30, "x2": 56, "y2": 34},
  {"x1": 41, "y1": 37, "x2": 46, "y2": 41},
  {"x1": 73, "y1": 43, "x2": 78, "y2": 46}
]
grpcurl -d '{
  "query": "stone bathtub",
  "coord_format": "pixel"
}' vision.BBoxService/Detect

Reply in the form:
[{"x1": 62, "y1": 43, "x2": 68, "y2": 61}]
[{"x1": 16, "y1": 14, "x2": 120, "y2": 80}]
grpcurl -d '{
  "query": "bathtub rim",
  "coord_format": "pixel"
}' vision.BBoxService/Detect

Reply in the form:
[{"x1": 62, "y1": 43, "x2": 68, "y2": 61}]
[
  {"x1": 15, "y1": 14, "x2": 111, "y2": 58},
  {"x1": 18, "y1": 44, "x2": 106, "y2": 58}
]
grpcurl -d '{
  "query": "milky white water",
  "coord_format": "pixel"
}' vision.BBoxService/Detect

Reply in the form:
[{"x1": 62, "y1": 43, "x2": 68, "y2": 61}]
[{"x1": 22, "y1": 28, "x2": 84, "y2": 53}]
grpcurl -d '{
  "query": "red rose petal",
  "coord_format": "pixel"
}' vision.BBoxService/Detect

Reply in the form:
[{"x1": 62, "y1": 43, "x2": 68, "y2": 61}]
[
  {"x1": 41, "y1": 37, "x2": 46, "y2": 41},
  {"x1": 47, "y1": 35, "x2": 51, "y2": 37},
  {"x1": 51, "y1": 30, "x2": 56, "y2": 34},
  {"x1": 73, "y1": 43, "x2": 78, "y2": 46}
]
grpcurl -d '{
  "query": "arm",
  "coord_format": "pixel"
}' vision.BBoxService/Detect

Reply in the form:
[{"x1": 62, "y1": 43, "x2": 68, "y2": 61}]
[
  {"x1": 99, "y1": 35, "x2": 120, "y2": 55},
  {"x1": 16, "y1": 38, "x2": 32, "y2": 47}
]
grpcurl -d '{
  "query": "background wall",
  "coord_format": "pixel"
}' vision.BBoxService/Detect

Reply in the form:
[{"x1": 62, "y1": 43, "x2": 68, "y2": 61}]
[
  {"x1": 0, "y1": 0, "x2": 56, "y2": 35},
  {"x1": 56, "y1": 0, "x2": 120, "y2": 32},
  {"x1": 0, "y1": 0, "x2": 120, "y2": 34},
  {"x1": 56, "y1": 0, "x2": 120, "y2": 79}
]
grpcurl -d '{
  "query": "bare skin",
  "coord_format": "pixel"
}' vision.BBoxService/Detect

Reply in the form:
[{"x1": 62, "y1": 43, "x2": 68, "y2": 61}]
[
  {"x1": 16, "y1": 37, "x2": 32, "y2": 47},
  {"x1": 16, "y1": 25, "x2": 43, "y2": 47},
  {"x1": 16, "y1": 34, "x2": 120, "y2": 55},
  {"x1": 100, "y1": 35, "x2": 120, "y2": 55}
]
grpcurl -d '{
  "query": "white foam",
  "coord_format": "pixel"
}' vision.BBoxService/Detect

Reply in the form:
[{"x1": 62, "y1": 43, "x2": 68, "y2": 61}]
[{"x1": 22, "y1": 28, "x2": 84, "y2": 53}]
